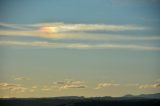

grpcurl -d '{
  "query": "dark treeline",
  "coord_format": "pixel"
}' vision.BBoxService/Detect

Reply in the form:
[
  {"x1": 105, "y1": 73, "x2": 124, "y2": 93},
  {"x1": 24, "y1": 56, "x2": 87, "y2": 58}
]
[{"x1": 0, "y1": 98, "x2": 160, "y2": 106}]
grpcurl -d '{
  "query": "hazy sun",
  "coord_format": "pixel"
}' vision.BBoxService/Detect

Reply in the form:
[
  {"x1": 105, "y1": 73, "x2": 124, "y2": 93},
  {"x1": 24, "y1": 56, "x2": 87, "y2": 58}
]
[
  {"x1": 39, "y1": 26, "x2": 60, "y2": 38},
  {"x1": 40, "y1": 26, "x2": 58, "y2": 33}
]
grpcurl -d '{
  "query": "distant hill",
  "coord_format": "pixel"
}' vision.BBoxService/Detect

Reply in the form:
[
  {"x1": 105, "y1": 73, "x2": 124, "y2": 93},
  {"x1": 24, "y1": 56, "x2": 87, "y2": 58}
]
[
  {"x1": 53, "y1": 96, "x2": 85, "y2": 100},
  {"x1": 138, "y1": 93, "x2": 160, "y2": 99},
  {"x1": 119, "y1": 93, "x2": 160, "y2": 99},
  {"x1": 0, "y1": 93, "x2": 160, "y2": 106},
  {"x1": 88, "y1": 93, "x2": 160, "y2": 100}
]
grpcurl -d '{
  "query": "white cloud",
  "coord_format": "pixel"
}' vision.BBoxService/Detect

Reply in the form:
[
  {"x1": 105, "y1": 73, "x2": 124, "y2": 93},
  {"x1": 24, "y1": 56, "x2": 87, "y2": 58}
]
[
  {"x1": 0, "y1": 30, "x2": 39, "y2": 37},
  {"x1": 0, "y1": 22, "x2": 31, "y2": 30},
  {"x1": 1, "y1": 29, "x2": 159, "y2": 41},
  {"x1": 0, "y1": 40, "x2": 159, "y2": 51},
  {"x1": 1, "y1": 21, "x2": 160, "y2": 51},
  {"x1": 0, "y1": 82, "x2": 27, "y2": 93},
  {"x1": 0, "y1": 22, "x2": 145, "y2": 32},
  {"x1": 53, "y1": 79, "x2": 87, "y2": 90},
  {"x1": 60, "y1": 84, "x2": 87, "y2": 89},
  {"x1": 54, "y1": 80, "x2": 84, "y2": 85},
  {"x1": 125, "y1": 83, "x2": 139, "y2": 87},
  {"x1": 41, "y1": 88, "x2": 52, "y2": 91},
  {"x1": 14, "y1": 77, "x2": 30, "y2": 81},
  {"x1": 139, "y1": 83, "x2": 160, "y2": 89},
  {"x1": 29, "y1": 89, "x2": 35, "y2": 92},
  {"x1": 37, "y1": 23, "x2": 144, "y2": 32},
  {"x1": 0, "y1": 22, "x2": 152, "y2": 41},
  {"x1": 95, "y1": 83, "x2": 120, "y2": 89},
  {"x1": 154, "y1": 79, "x2": 160, "y2": 83},
  {"x1": 32, "y1": 86, "x2": 37, "y2": 89},
  {"x1": 28, "y1": 86, "x2": 38, "y2": 92},
  {"x1": 41, "y1": 88, "x2": 49, "y2": 91}
]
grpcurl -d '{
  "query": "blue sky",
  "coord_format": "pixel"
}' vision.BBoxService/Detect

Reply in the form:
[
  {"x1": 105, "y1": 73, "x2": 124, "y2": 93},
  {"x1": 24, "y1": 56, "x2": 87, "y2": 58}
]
[{"x1": 0, "y1": 0, "x2": 160, "y2": 98}]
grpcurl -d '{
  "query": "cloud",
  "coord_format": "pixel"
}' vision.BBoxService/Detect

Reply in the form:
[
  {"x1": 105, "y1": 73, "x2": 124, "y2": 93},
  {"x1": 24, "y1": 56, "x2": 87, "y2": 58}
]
[
  {"x1": 54, "y1": 80, "x2": 84, "y2": 85},
  {"x1": 125, "y1": 83, "x2": 139, "y2": 87},
  {"x1": 41, "y1": 87, "x2": 52, "y2": 91},
  {"x1": 0, "y1": 22, "x2": 31, "y2": 30},
  {"x1": 154, "y1": 79, "x2": 160, "y2": 83},
  {"x1": 0, "y1": 22, "x2": 145, "y2": 32},
  {"x1": 29, "y1": 89, "x2": 35, "y2": 92},
  {"x1": 53, "y1": 79, "x2": 87, "y2": 90},
  {"x1": 0, "y1": 82, "x2": 27, "y2": 93},
  {"x1": 0, "y1": 40, "x2": 159, "y2": 51},
  {"x1": 40, "y1": 85, "x2": 60, "y2": 91},
  {"x1": 1, "y1": 29, "x2": 160, "y2": 41},
  {"x1": 0, "y1": 30, "x2": 39, "y2": 37},
  {"x1": 138, "y1": 83, "x2": 160, "y2": 89},
  {"x1": 0, "y1": 22, "x2": 152, "y2": 41},
  {"x1": 60, "y1": 85, "x2": 87, "y2": 89},
  {"x1": 32, "y1": 86, "x2": 37, "y2": 89},
  {"x1": 28, "y1": 86, "x2": 38, "y2": 92},
  {"x1": 14, "y1": 77, "x2": 30, "y2": 81},
  {"x1": 95, "y1": 83, "x2": 120, "y2": 89},
  {"x1": 37, "y1": 23, "x2": 144, "y2": 32}
]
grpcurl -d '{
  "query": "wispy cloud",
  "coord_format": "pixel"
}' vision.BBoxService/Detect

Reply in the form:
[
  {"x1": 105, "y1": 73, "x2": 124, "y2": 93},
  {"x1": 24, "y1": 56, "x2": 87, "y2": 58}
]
[
  {"x1": 0, "y1": 22, "x2": 31, "y2": 30},
  {"x1": 138, "y1": 83, "x2": 160, "y2": 89},
  {"x1": 0, "y1": 40, "x2": 159, "y2": 51},
  {"x1": 125, "y1": 83, "x2": 139, "y2": 87},
  {"x1": 0, "y1": 30, "x2": 39, "y2": 37},
  {"x1": 28, "y1": 86, "x2": 38, "y2": 93},
  {"x1": 14, "y1": 77, "x2": 30, "y2": 81},
  {"x1": 32, "y1": 86, "x2": 38, "y2": 89},
  {"x1": 0, "y1": 22, "x2": 152, "y2": 41},
  {"x1": 54, "y1": 80, "x2": 84, "y2": 85},
  {"x1": 41, "y1": 86, "x2": 52, "y2": 91},
  {"x1": 1, "y1": 29, "x2": 160, "y2": 41},
  {"x1": 60, "y1": 84, "x2": 87, "y2": 89},
  {"x1": 0, "y1": 82, "x2": 27, "y2": 93},
  {"x1": 95, "y1": 82, "x2": 120, "y2": 90},
  {"x1": 37, "y1": 23, "x2": 145, "y2": 32},
  {"x1": 0, "y1": 22, "x2": 159, "y2": 51},
  {"x1": 29, "y1": 89, "x2": 35, "y2": 93},
  {"x1": 53, "y1": 79, "x2": 87, "y2": 90},
  {"x1": 0, "y1": 22, "x2": 145, "y2": 31}
]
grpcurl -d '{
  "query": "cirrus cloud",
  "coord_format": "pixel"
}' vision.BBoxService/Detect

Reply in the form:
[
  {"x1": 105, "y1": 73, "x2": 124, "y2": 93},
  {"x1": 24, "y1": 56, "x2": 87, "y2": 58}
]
[
  {"x1": 0, "y1": 40, "x2": 159, "y2": 51},
  {"x1": 138, "y1": 83, "x2": 160, "y2": 89},
  {"x1": 0, "y1": 22, "x2": 151, "y2": 41},
  {"x1": 95, "y1": 82, "x2": 120, "y2": 90},
  {"x1": 0, "y1": 82, "x2": 27, "y2": 93},
  {"x1": 53, "y1": 79, "x2": 87, "y2": 90},
  {"x1": 14, "y1": 77, "x2": 30, "y2": 81}
]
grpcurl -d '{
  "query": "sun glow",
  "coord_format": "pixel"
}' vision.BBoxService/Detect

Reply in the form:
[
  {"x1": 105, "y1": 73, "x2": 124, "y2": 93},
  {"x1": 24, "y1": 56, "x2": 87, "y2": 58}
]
[
  {"x1": 40, "y1": 26, "x2": 59, "y2": 33},
  {"x1": 39, "y1": 26, "x2": 60, "y2": 38}
]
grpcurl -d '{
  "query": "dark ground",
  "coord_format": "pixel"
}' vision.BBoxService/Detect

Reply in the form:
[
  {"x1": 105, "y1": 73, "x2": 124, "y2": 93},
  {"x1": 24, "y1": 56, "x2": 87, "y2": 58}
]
[{"x1": 0, "y1": 98, "x2": 160, "y2": 106}]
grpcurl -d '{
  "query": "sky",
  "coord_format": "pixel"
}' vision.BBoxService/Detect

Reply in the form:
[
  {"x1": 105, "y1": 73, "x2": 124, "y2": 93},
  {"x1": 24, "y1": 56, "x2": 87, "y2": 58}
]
[{"x1": 0, "y1": 0, "x2": 160, "y2": 98}]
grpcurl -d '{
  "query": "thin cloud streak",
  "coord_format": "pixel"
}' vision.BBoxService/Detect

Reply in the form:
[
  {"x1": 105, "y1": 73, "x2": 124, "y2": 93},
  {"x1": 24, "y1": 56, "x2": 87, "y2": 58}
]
[
  {"x1": 139, "y1": 83, "x2": 160, "y2": 89},
  {"x1": 53, "y1": 80, "x2": 87, "y2": 90},
  {"x1": 95, "y1": 83, "x2": 120, "y2": 90},
  {"x1": 14, "y1": 77, "x2": 30, "y2": 81},
  {"x1": 41, "y1": 87, "x2": 52, "y2": 91},
  {"x1": 0, "y1": 22, "x2": 145, "y2": 31},
  {"x1": 0, "y1": 22, "x2": 154, "y2": 41},
  {"x1": 0, "y1": 40, "x2": 159, "y2": 51},
  {"x1": 37, "y1": 23, "x2": 145, "y2": 32},
  {"x1": 1, "y1": 30, "x2": 160, "y2": 41},
  {"x1": 0, "y1": 23, "x2": 31, "y2": 30},
  {"x1": 0, "y1": 83, "x2": 27, "y2": 93},
  {"x1": 60, "y1": 85, "x2": 87, "y2": 89}
]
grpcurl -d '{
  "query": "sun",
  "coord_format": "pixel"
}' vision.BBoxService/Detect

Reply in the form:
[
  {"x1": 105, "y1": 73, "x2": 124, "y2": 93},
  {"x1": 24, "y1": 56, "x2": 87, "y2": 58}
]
[
  {"x1": 39, "y1": 26, "x2": 60, "y2": 38},
  {"x1": 40, "y1": 26, "x2": 58, "y2": 33}
]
